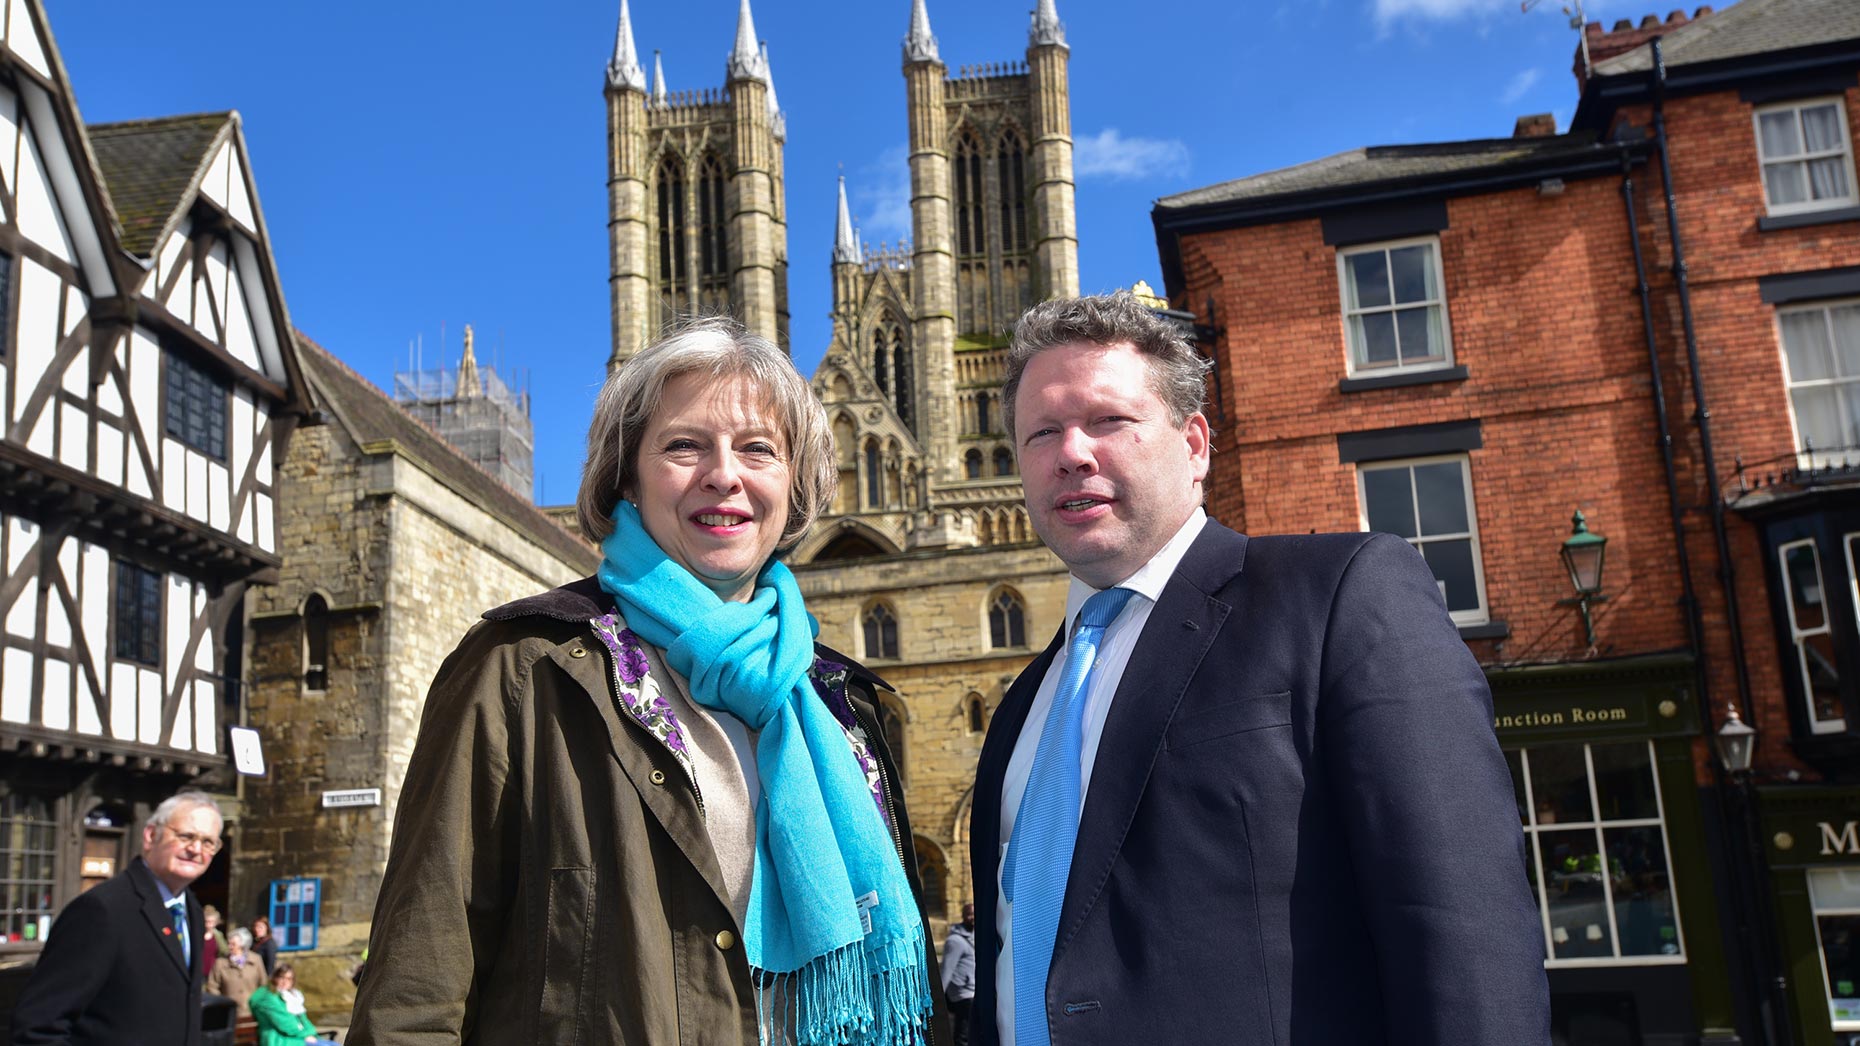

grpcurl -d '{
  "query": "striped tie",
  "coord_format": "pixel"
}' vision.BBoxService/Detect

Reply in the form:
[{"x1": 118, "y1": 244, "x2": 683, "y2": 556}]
[{"x1": 1004, "y1": 586, "x2": 1135, "y2": 1046}]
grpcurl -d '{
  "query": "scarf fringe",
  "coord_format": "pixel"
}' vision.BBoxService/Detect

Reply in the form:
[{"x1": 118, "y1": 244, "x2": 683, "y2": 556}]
[{"x1": 754, "y1": 930, "x2": 932, "y2": 1046}]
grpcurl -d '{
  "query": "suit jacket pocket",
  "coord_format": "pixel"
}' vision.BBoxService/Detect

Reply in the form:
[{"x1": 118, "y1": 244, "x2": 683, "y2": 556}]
[
  {"x1": 540, "y1": 867, "x2": 595, "y2": 1044},
  {"x1": 1165, "y1": 691, "x2": 1293, "y2": 750}
]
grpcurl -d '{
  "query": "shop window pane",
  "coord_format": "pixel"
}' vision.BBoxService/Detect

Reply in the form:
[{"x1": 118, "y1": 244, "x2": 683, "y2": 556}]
[
  {"x1": 1538, "y1": 828, "x2": 1613, "y2": 959},
  {"x1": 1824, "y1": 915, "x2": 1860, "y2": 1024},
  {"x1": 1529, "y1": 744, "x2": 1594, "y2": 825},
  {"x1": 1590, "y1": 743, "x2": 1659, "y2": 821},
  {"x1": 1605, "y1": 826, "x2": 1680, "y2": 956}
]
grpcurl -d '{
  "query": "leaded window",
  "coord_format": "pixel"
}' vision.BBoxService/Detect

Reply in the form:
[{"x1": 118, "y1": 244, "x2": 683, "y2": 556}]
[
  {"x1": 164, "y1": 350, "x2": 227, "y2": 460},
  {"x1": 0, "y1": 794, "x2": 56, "y2": 942},
  {"x1": 989, "y1": 589, "x2": 1026, "y2": 648},
  {"x1": 113, "y1": 561, "x2": 161, "y2": 666},
  {"x1": 863, "y1": 602, "x2": 898, "y2": 660}
]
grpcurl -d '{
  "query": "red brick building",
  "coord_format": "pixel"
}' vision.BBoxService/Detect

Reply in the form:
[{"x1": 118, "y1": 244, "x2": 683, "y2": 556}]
[{"x1": 1154, "y1": 0, "x2": 1860, "y2": 1042}]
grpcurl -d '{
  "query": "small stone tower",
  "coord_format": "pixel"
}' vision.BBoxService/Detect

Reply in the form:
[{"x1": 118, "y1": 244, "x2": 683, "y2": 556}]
[{"x1": 605, "y1": 0, "x2": 790, "y2": 369}]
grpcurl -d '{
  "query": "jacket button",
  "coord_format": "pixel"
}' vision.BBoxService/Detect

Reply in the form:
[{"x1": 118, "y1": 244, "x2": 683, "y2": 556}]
[
  {"x1": 715, "y1": 930, "x2": 736, "y2": 951},
  {"x1": 569, "y1": 647, "x2": 587, "y2": 658},
  {"x1": 649, "y1": 770, "x2": 666, "y2": 785}
]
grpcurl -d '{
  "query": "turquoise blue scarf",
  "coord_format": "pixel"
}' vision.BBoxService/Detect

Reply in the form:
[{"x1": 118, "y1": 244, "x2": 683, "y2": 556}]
[{"x1": 597, "y1": 503, "x2": 930, "y2": 1046}]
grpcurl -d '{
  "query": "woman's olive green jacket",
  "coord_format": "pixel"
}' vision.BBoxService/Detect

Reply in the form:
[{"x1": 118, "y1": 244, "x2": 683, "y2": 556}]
[{"x1": 348, "y1": 577, "x2": 949, "y2": 1045}]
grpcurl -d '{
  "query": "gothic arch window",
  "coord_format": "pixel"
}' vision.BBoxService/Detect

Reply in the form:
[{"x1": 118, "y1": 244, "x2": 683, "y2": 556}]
[
  {"x1": 913, "y1": 835, "x2": 949, "y2": 920},
  {"x1": 302, "y1": 593, "x2": 329, "y2": 692},
  {"x1": 989, "y1": 588, "x2": 1027, "y2": 649},
  {"x1": 655, "y1": 155, "x2": 688, "y2": 323},
  {"x1": 975, "y1": 390, "x2": 992, "y2": 434},
  {"x1": 994, "y1": 447, "x2": 1014, "y2": 477},
  {"x1": 965, "y1": 692, "x2": 987, "y2": 733},
  {"x1": 977, "y1": 512, "x2": 994, "y2": 545},
  {"x1": 864, "y1": 439, "x2": 883, "y2": 509},
  {"x1": 863, "y1": 601, "x2": 899, "y2": 660},
  {"x1": 953, "y1": 129, "x2": 986, "y2": 258},
  {"x1": 996, "y1": 130, "x2": 1029, "y2": 252},
  {"x1": 890, "y1": 328, "x2": 915, "y2": 433},
  {"x1": 696, "y1": 152, "x2": 729, "y2": 306},
  {"x1": 873, "y1": 327, "x2": 890, "y2": 396},
  {"x1": 832, "y1": 414, "x2": 856, "y2": 465},
  {"x1": 965, "y1": 449, "x2": 983, "y2": 480}
]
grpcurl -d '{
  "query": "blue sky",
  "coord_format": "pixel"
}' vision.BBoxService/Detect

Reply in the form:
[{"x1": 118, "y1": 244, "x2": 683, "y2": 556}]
[{"x1": 50, "y1": 0, "x2": 1655, "y2": 505}]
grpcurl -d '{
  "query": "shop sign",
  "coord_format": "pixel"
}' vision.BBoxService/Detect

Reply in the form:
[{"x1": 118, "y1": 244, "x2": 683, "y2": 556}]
[
  {"x1": 320, "y1": 788, "x2": 382, "y2": 809},
  {"x1": 1819, "y1": 821, "x2": 1860, "y2": 856},
  {"x1": 1757, "y1": 787, "x2": 1860, "y2": 866},
  {"x1": 79, "y1": 857, "x2": 113, "y2": 878},
  {"x1": 1491, "y1": 692, "x2": 1678, "y2": 742}
]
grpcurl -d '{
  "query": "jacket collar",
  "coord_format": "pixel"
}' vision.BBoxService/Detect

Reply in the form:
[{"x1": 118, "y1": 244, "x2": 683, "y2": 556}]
[{"x1": 129, "y1": 856, "x2": 192, "y2": 980}]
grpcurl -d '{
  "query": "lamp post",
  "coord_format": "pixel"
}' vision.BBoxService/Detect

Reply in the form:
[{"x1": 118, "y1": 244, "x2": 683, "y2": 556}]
[{"x1": 1560, "y1": 510, "x2": 1609, "y2": 647}]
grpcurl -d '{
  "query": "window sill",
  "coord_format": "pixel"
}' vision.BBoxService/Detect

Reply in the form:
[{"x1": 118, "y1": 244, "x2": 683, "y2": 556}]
[
  {"x1": 1758, "y1": 205, "x2": 1860, "y2": 232},
  {"x1": 1458, "y1": 620, "x2": 1509, "y2": 640},
  {"x1": 1339, "y1": 365, "x2": 1468, "y2": 394}
]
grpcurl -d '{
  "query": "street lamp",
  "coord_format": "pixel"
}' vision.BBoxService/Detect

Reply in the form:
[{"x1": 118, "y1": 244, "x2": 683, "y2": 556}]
[
  {"x1": 1715, "y1": 705, "x2": 1757, "y2": 775},
  {"x1": 1560, "y1": 510, "x2": 1609, "y2": 647}
]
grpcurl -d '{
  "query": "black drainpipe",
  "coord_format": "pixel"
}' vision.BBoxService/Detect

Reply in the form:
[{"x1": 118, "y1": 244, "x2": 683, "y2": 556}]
[
  {"x1": 1621, "y1": 152, "x2": 1706, "y2": 669},
  {"x1": 1650, "y1": 37, "x2": 1757, "y2": 723},
  {"x1": 1650, "y1": 36, "x2": 1788, "y2": 1046}
]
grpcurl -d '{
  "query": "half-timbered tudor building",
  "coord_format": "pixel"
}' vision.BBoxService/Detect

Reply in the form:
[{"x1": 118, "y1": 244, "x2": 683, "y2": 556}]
[{"x1": 0, "y1": 0, "x2": 305, "y2": 935}]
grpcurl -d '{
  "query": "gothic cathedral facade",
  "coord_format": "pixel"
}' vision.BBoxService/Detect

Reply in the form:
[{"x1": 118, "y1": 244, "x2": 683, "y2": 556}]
[{"x1": 603, "y1": 0, "x2": 1080, "y2": 922}]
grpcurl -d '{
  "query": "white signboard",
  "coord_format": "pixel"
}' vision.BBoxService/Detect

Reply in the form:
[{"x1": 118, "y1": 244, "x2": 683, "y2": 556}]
[
  {"x1": 321, "y1": 788, "x2": 383, "y2": 810},
  {"x1": 229, "y1": 727, "x2": 265, "y2": 777}
]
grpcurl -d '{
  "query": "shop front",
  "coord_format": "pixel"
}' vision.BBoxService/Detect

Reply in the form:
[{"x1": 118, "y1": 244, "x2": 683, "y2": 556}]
[
  {"x1": 1758, "y1": 786, "x2": 1860, "y2": 1045},
  {"x1": 1490, "y1": 654, "x2": 1739, "y2": 1046}
]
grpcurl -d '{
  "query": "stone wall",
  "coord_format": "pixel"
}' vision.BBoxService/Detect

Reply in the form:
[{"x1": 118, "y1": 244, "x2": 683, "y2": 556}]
[{"x1": 236, "y1": 413, "x2": 592, "y2": 1018}]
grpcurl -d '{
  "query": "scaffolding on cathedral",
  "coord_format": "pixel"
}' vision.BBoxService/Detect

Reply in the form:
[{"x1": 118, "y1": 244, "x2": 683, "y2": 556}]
[{"x1": 393, "y1": 325, "x2": 536, "y2": 498}]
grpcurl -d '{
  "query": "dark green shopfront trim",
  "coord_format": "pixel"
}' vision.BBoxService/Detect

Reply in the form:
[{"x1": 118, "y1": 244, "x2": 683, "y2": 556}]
[
  {"x1": 1759, "y1": 786, "x2": 1860, "y2": 1045},
  {"x1": 1489, "y1": 653, "x2": 1738, "y2": 1040}
]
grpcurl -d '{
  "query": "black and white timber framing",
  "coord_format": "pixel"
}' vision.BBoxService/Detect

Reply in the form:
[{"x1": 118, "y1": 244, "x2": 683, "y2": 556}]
[{"x1": 0, "y1": 0, "x2": 304, "y2": 929}]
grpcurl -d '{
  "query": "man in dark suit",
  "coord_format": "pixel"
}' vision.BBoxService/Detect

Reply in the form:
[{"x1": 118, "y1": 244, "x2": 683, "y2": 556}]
[
  {"x1": 11, "y1": 790, "x2": 220, "y2": 1046},
  {"x1": 971, "y1": 293, "x2": 1549, "y2": 1045}
]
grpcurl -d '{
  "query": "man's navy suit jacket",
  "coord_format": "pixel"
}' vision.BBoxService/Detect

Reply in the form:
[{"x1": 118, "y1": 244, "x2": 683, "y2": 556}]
[
  {"x1": 969, "y1": 523, "x2": 1550, "y2": 1045},
  {"x1": 10, "y1": 856, "x2": 204, "y2": 1046}
]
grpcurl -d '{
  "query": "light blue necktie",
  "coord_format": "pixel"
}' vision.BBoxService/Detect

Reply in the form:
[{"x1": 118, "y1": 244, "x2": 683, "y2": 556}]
[
  {"x1": 1004, "y1": 586, "x2": 1135, "y2": 1046},
  {"x1": 168, "y1": 900, "x2": 188, "y2": 965}
]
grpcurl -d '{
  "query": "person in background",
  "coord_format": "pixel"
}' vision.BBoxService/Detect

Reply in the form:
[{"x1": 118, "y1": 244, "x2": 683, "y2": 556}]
[
  {"x1": 204, "y1": 927, "x2": 266, "y2": 1016},
  {"x1": 249, "y1": 915, "x2": 277, "y2": 976},
  {"x1": 942, "y1": 902, "x2": 977, "y2": 1046},
  {"x1": 10, "y1": 791, "x2": 220, "y2": 1046},
  {"x1": 199, "y1": 906, "x2": 224, "y2": 978},
  {"x1": 247, "y1": 965, "x2": 337, "y2": 1046}
]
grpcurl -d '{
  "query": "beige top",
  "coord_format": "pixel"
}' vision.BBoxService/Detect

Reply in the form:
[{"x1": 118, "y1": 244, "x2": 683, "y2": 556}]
[{"x1": 650, "y1": 654, "x2": 760, "y2": 931}]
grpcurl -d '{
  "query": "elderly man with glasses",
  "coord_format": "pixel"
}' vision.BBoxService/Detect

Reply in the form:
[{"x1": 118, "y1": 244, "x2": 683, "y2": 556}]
[{"x1": 11, "y1": 790, "x2": 222, "y2": 1046}]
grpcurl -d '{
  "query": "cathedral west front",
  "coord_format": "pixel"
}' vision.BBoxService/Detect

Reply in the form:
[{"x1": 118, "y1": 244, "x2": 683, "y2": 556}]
[{"x1": 603, "y1": 0, "x2": 1082, "y2": 921}]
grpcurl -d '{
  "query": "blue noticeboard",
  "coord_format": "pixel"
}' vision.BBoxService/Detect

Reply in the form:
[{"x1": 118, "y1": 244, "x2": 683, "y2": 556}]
[{"x1": 268, "y1": 877, "x2": 321, "y2": 952}]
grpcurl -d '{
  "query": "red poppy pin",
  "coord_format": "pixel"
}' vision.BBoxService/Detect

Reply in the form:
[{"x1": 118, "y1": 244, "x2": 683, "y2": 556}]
[{"x1": 162, "y1": 927, "x2": 172, "y2": 936}]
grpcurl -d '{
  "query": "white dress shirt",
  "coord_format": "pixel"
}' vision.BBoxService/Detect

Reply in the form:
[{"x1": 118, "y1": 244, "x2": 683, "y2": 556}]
[{"x1": 994, "y1": 508, "x2": 1208, "y2": 1045}]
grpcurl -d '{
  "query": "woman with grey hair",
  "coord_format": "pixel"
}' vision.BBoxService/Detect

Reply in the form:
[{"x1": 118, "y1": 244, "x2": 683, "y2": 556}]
[
  {"x1": 204, "y1": 925, "x2": 265, "y2": 1015},
  {"x1": 351, "y1": 317, "x2": 945, "y2": 1046}
]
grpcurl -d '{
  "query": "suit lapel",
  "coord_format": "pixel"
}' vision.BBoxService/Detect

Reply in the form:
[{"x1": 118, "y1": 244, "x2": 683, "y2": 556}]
[
  {"x1": 1055, "y1": 523, "x2": 1248, "y2": 953},
  {"x1": 130, "y1": 859, "x2": 190, "y2": 979}
]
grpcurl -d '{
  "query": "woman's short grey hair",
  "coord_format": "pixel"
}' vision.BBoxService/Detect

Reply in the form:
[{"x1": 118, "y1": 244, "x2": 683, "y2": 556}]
[
  {"x1": 1002, "y1": 291, "x2": 1211, "y2": 438},
  {"x1": 145, "y1": 790, "x2": 221, "y2": 834},
  {"x1": 229, "y1": 927, "x2": 253, "y2": 948},
  {"x1": 577, "y1": 316, "x2": 836, "y2": 550}
]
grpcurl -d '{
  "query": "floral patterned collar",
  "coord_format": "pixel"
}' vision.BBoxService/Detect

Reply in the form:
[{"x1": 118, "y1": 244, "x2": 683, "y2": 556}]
[{"x1": 587, "y1": 613, "x2": 888, "y2": 822}]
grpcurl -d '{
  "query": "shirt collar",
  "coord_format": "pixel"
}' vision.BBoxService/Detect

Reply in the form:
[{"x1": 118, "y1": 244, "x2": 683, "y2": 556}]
[
  {"x1": 156, "y1": 877, "x2": 182, "y2": 906},
  {"x1": 1063, "y1": 507, "x2": 1208, "y2": 630}
]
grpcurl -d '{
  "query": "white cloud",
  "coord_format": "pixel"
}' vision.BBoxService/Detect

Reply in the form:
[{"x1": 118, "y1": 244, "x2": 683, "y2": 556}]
[
  {"x1": 1373, "y1": 0, "x2": 1511, "y2": 21},
  {"x1": 1500, "y1": 68, "x2": 1542, "y2": 105},
  {"x1": 1072, "y1": 128, "x2": 1191, "y2": 182},
  {"x1": 849, "y1": 144, "x2": 913, "y2": 247}
]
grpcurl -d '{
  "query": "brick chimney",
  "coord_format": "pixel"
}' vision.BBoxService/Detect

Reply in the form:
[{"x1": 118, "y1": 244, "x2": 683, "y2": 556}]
[
  {"x1": 1576, "y1": 6, "x2": 1713, "y2": 84},
  {"x1": 1513, "y1": 113, "x2": 1558, "y2": 138}
]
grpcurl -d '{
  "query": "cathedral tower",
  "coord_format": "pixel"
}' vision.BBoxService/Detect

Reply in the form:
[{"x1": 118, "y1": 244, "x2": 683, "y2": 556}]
[{"x1": 605, "y1": 0, "x2": 789, "y2": 368}]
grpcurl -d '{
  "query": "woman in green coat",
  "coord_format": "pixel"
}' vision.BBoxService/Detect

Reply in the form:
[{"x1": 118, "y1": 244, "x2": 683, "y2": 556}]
[{"x1": 247, "y1": 965, "x2": 337, "y2": 1046}]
